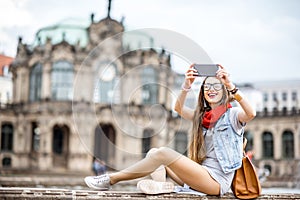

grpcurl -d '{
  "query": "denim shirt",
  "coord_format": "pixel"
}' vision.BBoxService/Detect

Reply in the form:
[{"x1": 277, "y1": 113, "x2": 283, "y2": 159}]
[{"x1": 208, "y1": 109, "x2": 244, "y2": 174}]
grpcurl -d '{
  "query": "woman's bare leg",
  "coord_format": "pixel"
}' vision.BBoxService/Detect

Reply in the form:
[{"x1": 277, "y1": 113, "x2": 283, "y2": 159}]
[
  {"x1": 109, "y1": 147, "x2": 220, "y2": 195},
  {"x1": 148, "y1": 149, "x2": 166, "y2": 182},
  {"x1": 109, "y1": 147, "x2": 176, "y2": 184},
  {"x1": 165, "y1": 166, "x2": 184, "y2": 186},
  {"x1": 167, "y1": 154, "x2": 220, "y2": 195}
]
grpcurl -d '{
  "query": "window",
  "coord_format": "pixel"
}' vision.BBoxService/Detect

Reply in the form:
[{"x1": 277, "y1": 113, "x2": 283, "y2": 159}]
[
  {"x1": 263, "y1": 107, "x2": 268, "y2": 115},
  {"x1": 264, "y1": 164, "x2": 272, "y2": 174},
  {"x1": 292, "y1": 91, "x2": 297, "y2": 101},
  {"x1": 51, "y1": 61, "x2": 73, "y2": 100},
  {"x1": 292, "y1": 107, "x2": 297, "y2": 114},
  {"x1": 53, "y1": 126, "x2": 64, "y2": 154},
  {"x1": 97, "y1": 62, "x2": 118, "y2": 103},
  {"x1": 282, "y1": 131, "x2": 294, "y2": 158},
  {"x1": 142, "y1": 129, "x2": 153, "y2": 157},
  {"x1": 31, "y1": 122, "x2": 40, "y2": 152},
  {"x1": 3, "y1": 65, "x2": 11, "y2": 77},
  {"x1": 2, "y1": 157, "x2": 11, "y2": 167},
  {"x1": 1, "y1": 123, "x2": 13, "y2": 151},
  {"x1": 94, "y1": 124, "x2": 116, "y2": 164},
  {"x1": 175, "y1": 131, "x2": 188, "y2": 155},
  {"x1": 263, "y1": 93, "x2": 268, "y2": 102},
  {"x1": 29, "y1": 63, "x2": 43, "y2": 101},
  {"x1": 262, "y1": 132, "x2": 273, "y2": 158},
  {"x1": 282, "y1": 92, "x2": 287, "y2": 101},
  {"x1": 244, "y1": 131, "x2": 254, "y2": 152},
  {"x1": 142, "y1": 67, "x2": 158, "y2": 104},
  {"x1": 273, "y1": 107, "x2": 278, "y2": 115},
  {"x1": 282, "y1": 107, "x2": 287, "y2": 115}
]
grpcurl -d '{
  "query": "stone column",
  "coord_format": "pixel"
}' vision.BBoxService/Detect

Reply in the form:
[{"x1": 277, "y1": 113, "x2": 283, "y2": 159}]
[
  {"x1": 295, "y1": 127, "x2": 300, "y2": 159},
  {"x1": 273, "y1": 127, "x2": 281, "y2": 160},
  {"x1": 15, "y1": 68, "x2": 26, "y2": 103},
  {"x1": 42, "y1": 62, "x2": 51, "y2": 99},
  {"x1": 253, "y1": 126, "x2": 262, "y2": 159},
  {"x1": 38, "y1": 119, "x2": 52, "y2": 170}
]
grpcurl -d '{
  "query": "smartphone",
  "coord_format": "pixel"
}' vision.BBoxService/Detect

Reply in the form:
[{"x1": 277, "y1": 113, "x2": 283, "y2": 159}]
[{"x1": 193, "y1": 64, "x2": 219, "y2": 77}]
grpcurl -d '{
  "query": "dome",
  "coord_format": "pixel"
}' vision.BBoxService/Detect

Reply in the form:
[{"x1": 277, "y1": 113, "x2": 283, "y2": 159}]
[
  {"x1": 122, "y1": 29, "x2": 154, "y2": 50},
  {"x1": 32, "y1": 17, "x2": 158, "y2": 51},
  {"x1": 33, "y1": 18, "x2": 90, "y2": 47}
]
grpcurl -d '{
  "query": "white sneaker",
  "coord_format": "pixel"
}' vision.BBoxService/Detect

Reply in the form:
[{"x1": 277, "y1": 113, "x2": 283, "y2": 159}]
[
  {"x1": 150, "y1": 165, "x2": 166, "y2": 182},
  {"x1": 84, "y1": 174, "x2": 111, "y2": 190},
  {"x1": 137, "y1": 179, "x2": 174, "y2": 194}
]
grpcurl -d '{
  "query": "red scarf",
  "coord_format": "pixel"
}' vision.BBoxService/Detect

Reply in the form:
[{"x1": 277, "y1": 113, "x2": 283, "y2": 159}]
[{"x1": 202, "y1": 104, "x2": 232, "y2": 129}]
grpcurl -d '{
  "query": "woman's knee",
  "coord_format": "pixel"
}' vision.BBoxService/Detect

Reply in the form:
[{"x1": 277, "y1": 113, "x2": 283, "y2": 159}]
[
  {"x1": 147, "y1": 147, "x2": 181, "y2": 165},
  {"x1": 151, "y1": 147, "x2": 176, "y2": 162},
  {"x1": 146, "y1": 148, "x2": 159, "y2": 157}
]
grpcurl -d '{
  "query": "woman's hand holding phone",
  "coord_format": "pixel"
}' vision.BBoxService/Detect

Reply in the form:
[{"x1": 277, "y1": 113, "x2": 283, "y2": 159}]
[
  {"x1": 183, "y1": 64, "x2": 198, "y2": 90},
  {"x1": 216, "y1": 65, "x2": 235, "y2": 90}
]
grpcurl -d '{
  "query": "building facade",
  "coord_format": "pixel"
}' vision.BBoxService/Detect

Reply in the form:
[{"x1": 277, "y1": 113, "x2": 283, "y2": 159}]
[
  {"x1": 0, "y1": 15, "x2": 189, "y2": 172},
  {"x1": 0, "y1": 54, "x2": 13, "y2": 107},
  {"x1": 245, "y1": 81, "x2": 300, "y2": 180}
]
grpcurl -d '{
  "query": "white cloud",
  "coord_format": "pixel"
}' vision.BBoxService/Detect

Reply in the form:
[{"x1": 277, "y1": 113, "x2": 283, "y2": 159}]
[{"x1": 0, "y1": 0, "x2": 33, "y2": 27}]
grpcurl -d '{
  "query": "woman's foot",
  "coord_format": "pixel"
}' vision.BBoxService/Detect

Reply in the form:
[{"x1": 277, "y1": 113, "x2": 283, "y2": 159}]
[
  {"x1": 84, "y1": 174, "x2": 111, "y2": 190},
  {"x1": 137, "y1": 179, "x2": 174, "y2": 194}
]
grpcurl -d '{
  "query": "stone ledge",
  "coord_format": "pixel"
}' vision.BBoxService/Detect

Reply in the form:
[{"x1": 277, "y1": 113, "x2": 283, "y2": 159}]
[{"x1": 0, "y1": 187, "x2": 299, "y2": 200}]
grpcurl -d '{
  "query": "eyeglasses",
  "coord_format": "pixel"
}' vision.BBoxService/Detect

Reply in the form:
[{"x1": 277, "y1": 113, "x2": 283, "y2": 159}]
[{"x1": 203, "y1": 83, "x2": 223, "y2": 91}]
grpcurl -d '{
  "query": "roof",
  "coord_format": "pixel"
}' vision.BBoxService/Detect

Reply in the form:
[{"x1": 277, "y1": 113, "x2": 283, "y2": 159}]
[
  {"x1": 33, "y1": 18, "x2": 90, "y2": 47},
  {"x1": 32, "y1": 17, "x2": 155, "y2": 51},
  {"x1": 0, "y1": 54, "x2": 13, "y2": 76}
]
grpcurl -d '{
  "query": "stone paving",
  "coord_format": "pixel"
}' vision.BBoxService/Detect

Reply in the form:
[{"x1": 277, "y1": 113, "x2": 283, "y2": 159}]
[
  {"x1": 1, "y1": 187, "x2": 300, "y2": 199},
  {"x1": 1, "y1": 173, "x2": 300, "y2": 199}
]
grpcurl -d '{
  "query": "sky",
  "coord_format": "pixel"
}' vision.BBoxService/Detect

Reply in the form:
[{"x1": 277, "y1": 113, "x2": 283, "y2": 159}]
[{"x1": 0, "y1": 0, "x2": 300, "y2": 83}]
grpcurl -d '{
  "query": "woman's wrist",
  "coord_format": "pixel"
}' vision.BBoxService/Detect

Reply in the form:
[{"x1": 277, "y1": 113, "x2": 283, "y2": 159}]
[
  {"x1": 181, "y1": 83, "x2": 191, "y2": 92},
  {"x1": 226, "y1": 83, "x2": 235, "y2": 91},
  {"x1": 228, "y1": 85, "x2": 239, "y2": 94}
]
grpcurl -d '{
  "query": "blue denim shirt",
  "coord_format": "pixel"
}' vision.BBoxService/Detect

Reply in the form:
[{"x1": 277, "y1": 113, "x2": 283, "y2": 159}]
[{"x1": 209, "y1": 109, "x2": 244, "y2": 174}]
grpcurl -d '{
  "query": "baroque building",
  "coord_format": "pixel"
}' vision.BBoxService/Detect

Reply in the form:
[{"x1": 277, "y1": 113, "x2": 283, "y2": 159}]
[{"x1": 0, "y1": 13, "x2": 189, "y2": 173}]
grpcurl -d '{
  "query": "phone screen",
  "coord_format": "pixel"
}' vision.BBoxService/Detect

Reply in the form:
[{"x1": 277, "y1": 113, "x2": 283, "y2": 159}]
[{"x1": 193, "y1": 64, "x2": 219, "y2": 77}]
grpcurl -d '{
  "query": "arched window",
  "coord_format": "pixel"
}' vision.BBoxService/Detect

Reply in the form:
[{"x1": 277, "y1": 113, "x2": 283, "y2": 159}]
[
  {"x1": 264, "y1": 164, "x2": 272, "y2": 175},
  {"x1": 94, "y1": 123, "x2": 116, "y2": 165},
  {"x1": 142, "y1": 129, "x2": 153, "y2": 157},
  {"x1": 97, "y1": 62, "x2": 118, "y2": 103},
  {"x1": 244, "y1": 131, "x2": 254, "y2": 152},
  {"x1": 51, "y1": 61, "x2": 73, "y2": 100},
  {"x1": 262, "y1": 132, "x2": 273, "y2": 158},
  {"x1": 142, "y1": 67, "x2": 158, "y2": 104},
  {"x1": 52, "y1": 125, "x2": 70, "y2": 168},
  {"x1": 175, "y1": 131, "x2": 188, "y2": 155},
  {"x1": 282, "y1": 130, "x2": 294, "y2": 158},
  {"x1": 1, "y1": 123, "x2": 13, "y2": 151},
  {"x1": 2, "y1": 157, "x2": 11, "y2": 167},
  {"x1": 53, "y1": 126, "x2": 65, "y2": 154},
  {"x1": 31, "y1": 122, "x2": 40, "y2": 152},
  {"x1": 29, "y1": 63, "x2": 43, "y2": 101}
]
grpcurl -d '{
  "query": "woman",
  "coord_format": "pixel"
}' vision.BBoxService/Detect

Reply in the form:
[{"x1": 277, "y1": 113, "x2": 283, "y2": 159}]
[{"x1": 84, "y1": 64, "x2": 256, "y2": 196}]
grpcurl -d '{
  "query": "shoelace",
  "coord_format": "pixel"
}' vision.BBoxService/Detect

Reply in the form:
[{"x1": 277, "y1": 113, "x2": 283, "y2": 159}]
[{"x1": 95, "y1": 175, "x2": 109, "y2": 184}]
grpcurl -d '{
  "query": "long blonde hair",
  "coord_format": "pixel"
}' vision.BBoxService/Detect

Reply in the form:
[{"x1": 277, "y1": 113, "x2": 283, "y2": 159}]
[{"x1": 188, "y1": 77, "x2": 231, "y2": 164}]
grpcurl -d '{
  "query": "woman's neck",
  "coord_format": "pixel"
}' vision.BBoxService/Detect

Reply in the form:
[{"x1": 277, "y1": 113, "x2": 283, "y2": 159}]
[{"x1": 210, "y1": 103, "x2": 222, "y2": 109}]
